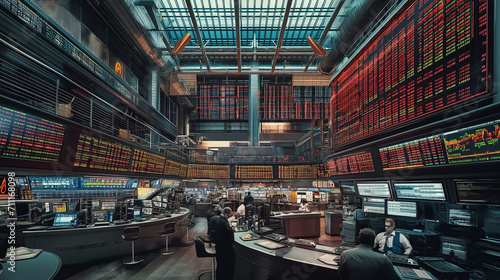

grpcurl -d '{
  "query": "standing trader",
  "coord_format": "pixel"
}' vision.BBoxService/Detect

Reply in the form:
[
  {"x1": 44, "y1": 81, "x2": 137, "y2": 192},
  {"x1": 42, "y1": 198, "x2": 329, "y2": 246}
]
[
  {"x1": 374, "y1": 218, "x2": 413, "y2": 255},
  {"x1": 209, "y1": 209, "x2": 235, "y2": 280},
  {"x1": 338, "y1": 228, "x2": 400, "y2": 280}
]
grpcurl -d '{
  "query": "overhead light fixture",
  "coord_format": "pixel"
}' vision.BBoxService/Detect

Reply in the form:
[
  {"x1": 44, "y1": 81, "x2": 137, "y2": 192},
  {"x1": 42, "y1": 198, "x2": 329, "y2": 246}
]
[
  {"x1": 307, "y1": 36, "x2": 326, "y2": 57},
  {"x1": 172, "y1": 33, "x2": 192, "y2": 56}
]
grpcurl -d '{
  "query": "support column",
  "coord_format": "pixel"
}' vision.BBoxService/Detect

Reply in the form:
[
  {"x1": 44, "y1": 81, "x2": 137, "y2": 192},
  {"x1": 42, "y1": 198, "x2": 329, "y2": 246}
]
[{"x1": 249, "y1": 74, "x2": 260, "y2": 146}]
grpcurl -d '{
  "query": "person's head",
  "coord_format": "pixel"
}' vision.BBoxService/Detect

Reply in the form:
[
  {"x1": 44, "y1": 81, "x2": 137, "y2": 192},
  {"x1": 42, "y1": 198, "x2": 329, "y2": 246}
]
[
  {"x1": 301, "y1": 198, "x2": 308, "y2": 204},
  {"x1": 223, "y1": 207, "x2": 232, "y2": 218},
  {"x1": 385, "y1": 218, "x2": 396, "y2": 234},
  {"x1": 358, "y1": 228, "x2": 376, "y2": 246}
]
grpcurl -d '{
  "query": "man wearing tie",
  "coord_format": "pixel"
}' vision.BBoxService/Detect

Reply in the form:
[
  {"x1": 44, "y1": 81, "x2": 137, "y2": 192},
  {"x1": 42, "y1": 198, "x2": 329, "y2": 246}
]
[{"x1": 374, "y1": 218, "x2": 413, "y2": 255}]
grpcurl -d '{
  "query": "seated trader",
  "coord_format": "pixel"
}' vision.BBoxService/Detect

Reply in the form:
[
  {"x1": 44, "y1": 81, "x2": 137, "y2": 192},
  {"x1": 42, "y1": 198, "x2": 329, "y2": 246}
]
[
  {"x1": 298, "y1": 198, "x2": 310, "y2": 212},
  {"x1": 338, "y1": 228, "x2": 400, "y2": 280},
  {"x1": 374, "y1": 218, "x2": 413, "y2": 255},
  {"x1": 209, "y1": 209, "x2": 235, "y2": 280}
]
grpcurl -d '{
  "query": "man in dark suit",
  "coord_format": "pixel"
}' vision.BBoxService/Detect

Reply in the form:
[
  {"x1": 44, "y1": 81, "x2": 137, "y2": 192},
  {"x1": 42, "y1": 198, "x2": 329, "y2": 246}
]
[
  {"x1": 338, "y1": 228, "x2": 400, "y2": 280},
  {"x1": 209, "y1": 209, "x2": 235, "y2": 280}
]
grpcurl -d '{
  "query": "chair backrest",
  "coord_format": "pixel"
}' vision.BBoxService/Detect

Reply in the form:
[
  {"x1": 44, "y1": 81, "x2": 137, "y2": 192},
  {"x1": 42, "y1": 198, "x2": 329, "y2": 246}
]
[
  {"x1": 163, "y1": 222, "x2": 176, "y2": 234},
  {"x1": 194, "y1": 236, "x2": 214, "y2": 258},
  {"x1": 123, "y1": 226, "x2": 141, "y2": 241}
]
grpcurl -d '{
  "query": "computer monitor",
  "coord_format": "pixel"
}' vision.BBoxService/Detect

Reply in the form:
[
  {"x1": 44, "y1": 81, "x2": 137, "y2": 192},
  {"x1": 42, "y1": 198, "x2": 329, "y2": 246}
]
[
  {"x1": 52, "y1": 202, "x2": 67, "y2": 213},
  {"x1": 362, "y1": 198, "x2": 386, "y2": 214},
  {"x1": 448, "y1": 208, "x2": 478, "y2": 227},
  {"x1": 107, "y1": 211, "x2": 114, "y2": 222},
  {"x1": 92, "y1": 211, "x2": 108, "y2": 222},
  {"x1": 393, "y1": 181, "x2": 447, "y2": 201},
  {"x1": 440, "y1": 236, "x2": 469, "y2": 265},
  {"x1": 127, "y1": 179, "x2": 139, "y2": 188},
  {"x1": 113, "y1": 205, "x2": 128, "y2": 221},
  {"x1": 141, "y1": 207, "x2": 152, "y2": 218},
  {"x1": 142, "y1": 200, "x2": 153, "y2": 208},
  {"x1": 356, "y1": 181, "x2": 392, "y2": 198},
  {"x1": 153, "y1": 201, "x2": 162, "y2": 207},
  {"x1": 387, "y1": 201, "x2": 417, "y2": 218},
  {"x1": 52, "y1": 213, "x2": 78, "y2": 227},
  {"x1": 339, "y1": 182, "x2": 357, "y2": 196},
  {"x1": 91, "y1": 200, "x2": 100, "y2": 210},
  {"x1": 454, "y1": 180, "x2": 500, "y2": 204},
  {"x1": 133, "y1": 207, "x2": 141, "y2": 219},
  {"x1": 101, "y1": 200, "x2": 116, "y2": 210}
]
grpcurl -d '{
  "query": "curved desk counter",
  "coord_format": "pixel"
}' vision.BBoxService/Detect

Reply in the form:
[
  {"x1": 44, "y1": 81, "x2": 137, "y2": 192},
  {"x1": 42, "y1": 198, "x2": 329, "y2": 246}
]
[
  {"x1": 234, "y1": 231, "x2": 438, "y2": 280},
  {"x1": 0, "y1": 251, "x2": 61, "y2": 280},
  {"x1": 23, "y1": 208, "x2": 190, "y2": 264}
]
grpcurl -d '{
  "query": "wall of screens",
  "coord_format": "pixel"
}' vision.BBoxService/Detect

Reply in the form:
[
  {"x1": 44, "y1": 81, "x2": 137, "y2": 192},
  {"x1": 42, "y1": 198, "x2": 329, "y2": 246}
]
[
  {"x1": 454, "y1": 180, "x2": 500, "y2": 204},
  {"x1": 356, "y1": 181, "x2": 392, "y2": 198},
  {"x1": 0, "y1": 105, "x2": 66, "y2": 162},
  {"x1": 387, "y1": 200, "x2": 417, "y2": 218},
  {"x1": 330, "y1": 0, "x2": 492, "y2": 147},
  {"x1": 393, "y1": 181, "x2": 446, "y2": 201}
]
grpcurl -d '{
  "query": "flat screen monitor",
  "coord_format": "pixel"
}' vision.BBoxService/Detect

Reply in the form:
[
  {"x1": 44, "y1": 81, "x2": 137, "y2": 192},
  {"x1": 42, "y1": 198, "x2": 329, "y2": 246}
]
[
  {"x1": 356, "y1": 182, "x2": 391, "y2": 198},
  {"x1": 142, "y1": 200, "x2": 152, "y2": 208},
  {"x1": 52, "y1": 202, "x2": 67, "y2": 213},
  {"x1": 448, "y1": 208, "x2": 478, "y2": 227},
  {"x1": 44, "y1": 202, "x2": 51, "y2": 213},
  {"x1": 107, "y1": 211, "x2": 114, "y2": 222},
  {"x1": 339, "y1": 182, "x2": 357, "y2": 196},
  {"x1": 153, "y1": 201, "x2": 162, "y2": 207},
  {"x1": 161, "y1": 202, "x2": 168, "y2": 208},
  {"x1": 443, "y1": 119, "x2": 500, "y2": 164},
  {"x1": 387, "y1": 201, "x2": 417, "y2": 218},
  {"x1": 362, "y1": 198, "x2": 386, "y2": 214},
  {"x1": 92, "y1": 211, "x2": 108, "y2": 222},
  {"x1": 153, "y1": 195, "x2": 162, "y2": 201},
  {"x1": 440, "y1": 236, "x2": 469, "y2": 265},
  {"x1": 151, "y1": 179, "x2": 162, "y2": 188},
  {"x1": 141, "y1": 207, "x2": 152, "y2": 217},
  {"x1": 127, "y1": 179, "x2": 139, "y2": 188},
  {"x1": 91, "y1": 200, "x2": 100, "y2": 210},
  {"x1": 455, "y1": 180, "x2": 500, "y2": 205},
  {"x1": 133, "y1": 207, "x2": 141, "y2": 219},
  {"x1": 101, "y1": 200, "x2": 116, "y2": 210},
  {"x1": 393, "y1": 182, "x2": 446, "y2": 201},
  {"x1": 52, "y1": 213, "x2": 77, "y2": 227}
]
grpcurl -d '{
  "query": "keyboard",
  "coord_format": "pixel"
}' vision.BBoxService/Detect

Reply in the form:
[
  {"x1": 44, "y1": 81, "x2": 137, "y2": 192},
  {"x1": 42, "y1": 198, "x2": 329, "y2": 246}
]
[
  {"x1": 234, "y1": 225, "x2": 248, "y2": 232},
  {"x1": 386, "y1": 253, "x2": 419, "y2": 268},
  {"x1": 284, "y1": 238, "x2": 316, "y2": 248},
  {"x1": 264, "y1": 233, "x2": 287, "y2": 242},
  {"x1": 94, "y1": 222, "x2": 110, "y2": 226},
  {"x1": 420, "y1": 260, "x2": 469, "y2": 276},
  {"x1": 334, "y1": 245, "x2": 355, "y2": 254}
]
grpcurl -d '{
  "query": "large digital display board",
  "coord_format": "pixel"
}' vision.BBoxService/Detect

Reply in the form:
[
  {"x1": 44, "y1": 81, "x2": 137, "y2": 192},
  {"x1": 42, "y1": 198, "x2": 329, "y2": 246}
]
[
  {"x1": 74, "y1": 134, "x2": 132, "y2": 171},
  {"x1": 235, "y1": 165, "x2": 273, "y2": 179},
  {"x1": 279, "y1": 165, "x2": 315, "y2": 179},
  {"x1": 443, "y1": 119, "x2": 500, "y2": 164},
  {"x1": 0, "y1": 105, "x2": 65, "y2": 161},
  {"x1": 330, "y1": 0, "x2": 491, "y2": 147},
  {"x1": 130, "y1": 149, "x2": 165, "y2": 174},
  {"x1": 187, "y1": 164, "x2": 230, "y2": 179},
  {"x1": 327, "y1": 151, "x2": 375, "y2": 175},
  {"x1": 379, "y1": 135, "x2": 447, "y2": 170}
]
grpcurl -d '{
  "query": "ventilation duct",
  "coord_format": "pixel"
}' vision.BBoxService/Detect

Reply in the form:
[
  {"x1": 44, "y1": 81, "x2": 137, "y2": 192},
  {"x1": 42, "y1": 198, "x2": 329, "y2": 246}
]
[
  {"x1": 99, "y1": 0, "x2": 170, "y2": 72},
  {"x1": 318, "y1": 0, "x2": 390, "y2": 74}
]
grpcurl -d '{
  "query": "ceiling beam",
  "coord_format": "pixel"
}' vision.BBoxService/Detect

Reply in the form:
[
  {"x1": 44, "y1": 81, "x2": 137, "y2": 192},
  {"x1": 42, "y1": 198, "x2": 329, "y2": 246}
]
[
  {"x1": 305, "y1": 0, "x2": 345, "y2": 71},
  {"x1": 234, "y1": 0, "x2": 241, "y2": 72},
  {"x1": 184, "y1": 0, "x2": 211, "y2": 71},
  {"x1": 176, "y1": 51, "x2": 314, "y2": 56},
  {"x1": 162, "y1": 33, "x2": 182, "y2": 70},
  {"x1": 271, "y1": 0, "x2": 293, "y2": 73}
]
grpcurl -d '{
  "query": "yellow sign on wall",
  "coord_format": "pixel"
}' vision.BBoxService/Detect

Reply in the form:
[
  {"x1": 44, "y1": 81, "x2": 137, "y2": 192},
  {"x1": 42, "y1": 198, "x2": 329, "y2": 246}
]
[{"x1": 114, "y1": 61, "x2": 123, "y2": 76}]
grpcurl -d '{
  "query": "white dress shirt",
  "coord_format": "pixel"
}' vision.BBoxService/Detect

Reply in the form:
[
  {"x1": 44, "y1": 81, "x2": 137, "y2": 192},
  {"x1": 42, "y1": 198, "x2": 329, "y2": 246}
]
[{"x1": 374, "y1": 230, "x2": 413, "y2": 255}]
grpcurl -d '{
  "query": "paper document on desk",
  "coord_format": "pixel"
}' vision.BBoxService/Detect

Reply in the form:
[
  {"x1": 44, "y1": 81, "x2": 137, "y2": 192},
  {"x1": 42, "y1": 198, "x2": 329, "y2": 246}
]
[
  {"x1": 0, "y1": 247, "x2": 42, "y2": 261},
  {"x1": 397, "y1": 266, "x2": 432, "y2": 279},
  {"x1": 317, "y1": 254, "x2": 338, "y2": 265}
]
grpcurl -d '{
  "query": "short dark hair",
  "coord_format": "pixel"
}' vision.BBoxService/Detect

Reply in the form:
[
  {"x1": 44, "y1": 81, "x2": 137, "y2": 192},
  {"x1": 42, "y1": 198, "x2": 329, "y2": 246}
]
[
  {"x1": 385, "y1": 218, "x2": 396, "y2": 227},
  {"x1": 358, "y1": 228, "x2": 376, "y2": 246}
]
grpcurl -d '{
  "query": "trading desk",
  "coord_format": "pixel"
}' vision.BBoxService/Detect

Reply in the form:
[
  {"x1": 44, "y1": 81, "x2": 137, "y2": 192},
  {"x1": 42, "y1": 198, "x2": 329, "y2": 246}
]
[
  {"x1": 0, "y1": 251, "x2": 61, "y2": 280},
  {"x1": 22, "y1": 208, "x2": 189, "y2": 264},
  {"x1": 234, "y1": 231, "x2": 438, "y2": 280},
  {"x1": 270, "y1": 211, "x2": 321, "y2": 238}
]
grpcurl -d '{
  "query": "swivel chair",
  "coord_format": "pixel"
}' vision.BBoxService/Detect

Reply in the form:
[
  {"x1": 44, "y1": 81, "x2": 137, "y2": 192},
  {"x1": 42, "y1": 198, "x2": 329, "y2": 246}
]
[
  {"x1": 160, "y1": 222, "x2": 176, "y2": 255},
  {"x1": 194, "y1": 236, "x2": 216, "y2": 280},
  {"x1": 122, "y1": 226, "x2": 143, "y2": 265}
]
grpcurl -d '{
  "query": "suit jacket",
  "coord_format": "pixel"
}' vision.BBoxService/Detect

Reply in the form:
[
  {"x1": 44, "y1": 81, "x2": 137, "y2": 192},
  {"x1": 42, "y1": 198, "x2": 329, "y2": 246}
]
[{"x1": 338, "y1": 244, "x2": 400, "y2": 280}]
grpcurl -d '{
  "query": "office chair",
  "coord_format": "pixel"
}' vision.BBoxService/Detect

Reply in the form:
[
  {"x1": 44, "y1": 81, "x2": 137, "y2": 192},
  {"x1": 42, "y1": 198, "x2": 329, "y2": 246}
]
[
  {"x1": 122, "y1": 226, "x2": 143, "y2": 265},
  {"x1": 160, "y1": 222, "x2": 176, "y2": 255},
  {"x1": 194, "y1": 236, "x2": 216, "y2": 280}
]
